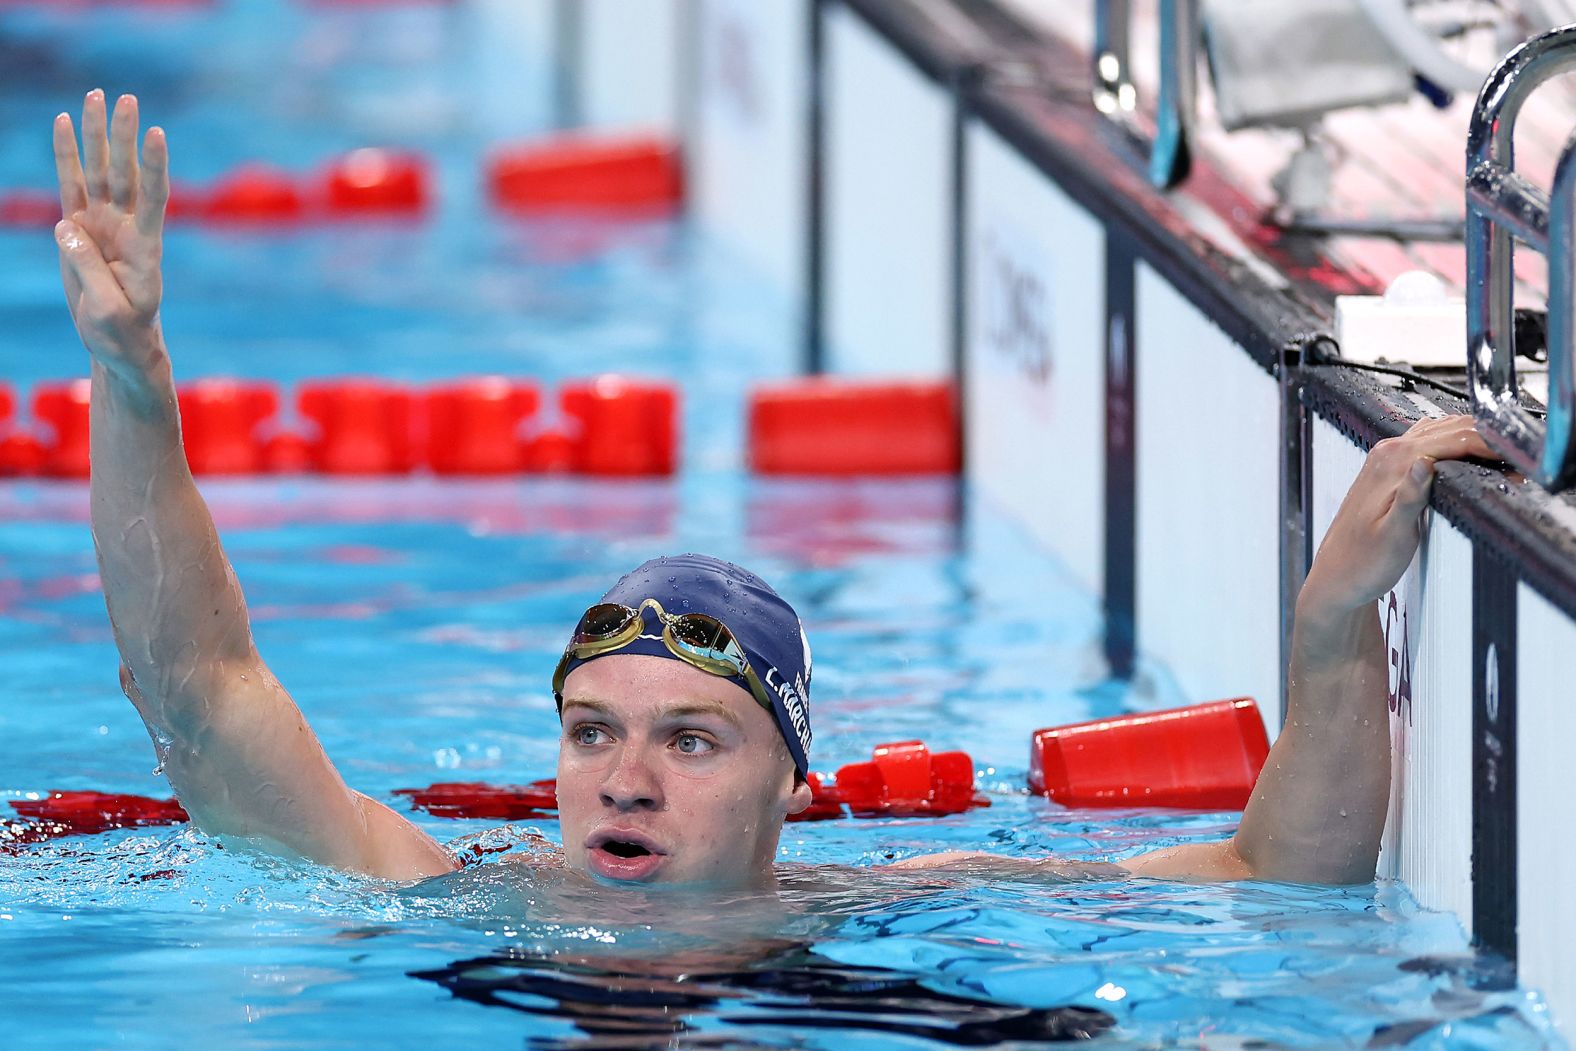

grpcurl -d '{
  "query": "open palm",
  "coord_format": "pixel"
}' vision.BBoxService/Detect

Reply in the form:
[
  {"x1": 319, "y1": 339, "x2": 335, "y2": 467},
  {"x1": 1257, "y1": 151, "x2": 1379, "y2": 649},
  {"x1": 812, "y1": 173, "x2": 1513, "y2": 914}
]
[{"x1": 54, "y1": 90, "x2": 169, "y2": 372}]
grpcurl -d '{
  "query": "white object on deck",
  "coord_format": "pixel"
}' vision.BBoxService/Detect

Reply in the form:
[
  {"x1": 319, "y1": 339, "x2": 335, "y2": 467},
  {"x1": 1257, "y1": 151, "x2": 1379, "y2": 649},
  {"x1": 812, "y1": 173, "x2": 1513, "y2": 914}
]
[{"x1": 1334, "y1": 270, "x2": 1467, "y2": 367}]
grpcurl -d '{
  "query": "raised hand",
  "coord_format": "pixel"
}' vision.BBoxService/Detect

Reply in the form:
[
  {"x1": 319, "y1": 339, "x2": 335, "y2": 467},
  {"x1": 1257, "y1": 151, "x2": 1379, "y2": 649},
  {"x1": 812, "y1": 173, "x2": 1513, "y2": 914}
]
[
  {"x1": 53, "y1": 90, "x2": 170, "y2": 378},
  {"x1": 1301, "y1": 415, "x2": 1494, "y2": 621}
]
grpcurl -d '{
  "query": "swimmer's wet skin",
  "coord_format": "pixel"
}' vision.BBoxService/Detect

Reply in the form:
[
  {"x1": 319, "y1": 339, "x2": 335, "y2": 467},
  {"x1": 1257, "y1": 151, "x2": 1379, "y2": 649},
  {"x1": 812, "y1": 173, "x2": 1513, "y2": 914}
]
[{"x1": 54, "y1": 91, "x2": 1498, "y2": 890}]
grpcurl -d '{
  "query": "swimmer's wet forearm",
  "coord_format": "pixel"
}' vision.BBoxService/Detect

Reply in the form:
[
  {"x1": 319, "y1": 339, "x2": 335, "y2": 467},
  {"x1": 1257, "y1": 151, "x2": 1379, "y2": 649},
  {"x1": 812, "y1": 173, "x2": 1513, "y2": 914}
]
[
  {"x1": 1229, "y1": 598, "x2": 1391, "y2": 885},
  {"x1": 56, "y1": 92, "x2": 455, "y2": 881}
]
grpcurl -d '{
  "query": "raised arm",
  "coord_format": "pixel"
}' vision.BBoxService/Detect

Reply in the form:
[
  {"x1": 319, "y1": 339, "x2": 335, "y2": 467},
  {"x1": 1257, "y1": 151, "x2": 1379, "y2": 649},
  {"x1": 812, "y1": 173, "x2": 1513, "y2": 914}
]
[
  {"x1": 1124, "y1": 414, "x2": 1493, "y2": 883},
  {"x1": 55, "y1": 90, "x2": 454, "y2": 880}
]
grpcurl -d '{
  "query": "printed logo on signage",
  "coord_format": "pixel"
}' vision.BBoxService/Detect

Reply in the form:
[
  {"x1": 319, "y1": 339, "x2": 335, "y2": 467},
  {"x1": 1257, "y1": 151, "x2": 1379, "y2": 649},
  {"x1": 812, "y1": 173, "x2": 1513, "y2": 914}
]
[{"x1": 978, "y1": 228, "x2": 1052, "y2": 386}]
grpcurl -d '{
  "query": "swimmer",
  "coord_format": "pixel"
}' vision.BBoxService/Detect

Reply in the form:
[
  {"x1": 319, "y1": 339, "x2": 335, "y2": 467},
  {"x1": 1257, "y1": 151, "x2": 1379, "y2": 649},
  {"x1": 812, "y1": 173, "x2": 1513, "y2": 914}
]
[{"x1": 51, "y1": 91, "x2": 1497, "y2": 890}]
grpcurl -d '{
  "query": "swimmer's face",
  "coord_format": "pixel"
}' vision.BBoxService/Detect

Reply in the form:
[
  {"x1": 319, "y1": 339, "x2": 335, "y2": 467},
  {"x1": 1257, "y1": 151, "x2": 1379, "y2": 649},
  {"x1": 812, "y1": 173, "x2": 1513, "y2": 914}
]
[{"x1": 556, "y1": 653, "x2": 812, "y2": 890}]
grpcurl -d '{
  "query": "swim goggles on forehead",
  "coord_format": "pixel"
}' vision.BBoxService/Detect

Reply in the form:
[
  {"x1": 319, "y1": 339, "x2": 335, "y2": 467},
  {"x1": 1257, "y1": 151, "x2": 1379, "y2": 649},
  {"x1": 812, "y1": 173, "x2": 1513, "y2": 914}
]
[{"x1": 552, "y1": 597, "x2": 775, "y2": 713}]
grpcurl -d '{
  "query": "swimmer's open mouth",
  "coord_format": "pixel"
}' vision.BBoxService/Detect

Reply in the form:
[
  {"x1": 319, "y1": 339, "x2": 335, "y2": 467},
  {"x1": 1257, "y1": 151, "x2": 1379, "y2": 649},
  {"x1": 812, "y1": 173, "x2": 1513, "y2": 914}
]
[{"x1": 586, "y1": 829, "x2": 666, "y2": 859}]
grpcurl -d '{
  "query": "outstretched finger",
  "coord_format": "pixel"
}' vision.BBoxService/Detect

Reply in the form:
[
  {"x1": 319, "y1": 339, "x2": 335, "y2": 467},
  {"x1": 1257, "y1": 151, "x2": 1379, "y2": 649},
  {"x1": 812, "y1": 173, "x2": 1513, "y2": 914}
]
[
  {"x1": 81, "y1": 89, "x2": 110, "y2": 202},
  {"x1": 136, "y1": 127, "x2": 169, "y2": 239},
  {"x1": 109, "y1": 94, "x2": 139, "y2": 212},
  {"x1": 53, "y1": 113, "x2": 87, "y2": 218}
]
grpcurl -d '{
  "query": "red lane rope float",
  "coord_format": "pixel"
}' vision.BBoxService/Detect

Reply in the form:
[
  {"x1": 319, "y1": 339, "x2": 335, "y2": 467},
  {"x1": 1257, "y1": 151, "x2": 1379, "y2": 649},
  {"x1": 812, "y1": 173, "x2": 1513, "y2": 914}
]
[
  {"x1": 1029, "y1": 697, "x2": 1271, "y2": 810},
  {"x1": 178, "y1": 379, "x2": 280, "y2": 474},
  {"x1": 488, "y1": 136, "x2": 683, "y2": 215},
  {"x1": 748, "y1": 379, "x2": 961, "y2": 476},
  {"x1": 200, "y1": 165, "x2": 309, "y2": 224},
  {"x1": 32, "y1": 379, "x2": 93, "y2": 479},
  {"x1": 2, "y1": 148, "x2": 429, "y2": 229},
  {"x1": 394, "y1": 780, "x2": 558, "y2": 821},
  {"x1": 426, "y1": 378, "x2": 540, "y2": 475},
  {"x1": 560, "y1": 376, "x2": 679, "y2": 476},
  {"x1": 791, "y1": 740, "x2": 989, "y2": 821},
  {"x1": 0, "y1": 375, "x2": 679, "y2": 479},
  {"x1": 322, "y1": 149, "x2": 429, "y2": 216},
  {"x1": 299, "y1": 379, "x2": 420, "y2": 475},
  {"x1": 3, "y1": 792, "x2": 189, "y2": 852},
  {"x1": 0, "y1": 381, "x2": 43, "y2": 477}
]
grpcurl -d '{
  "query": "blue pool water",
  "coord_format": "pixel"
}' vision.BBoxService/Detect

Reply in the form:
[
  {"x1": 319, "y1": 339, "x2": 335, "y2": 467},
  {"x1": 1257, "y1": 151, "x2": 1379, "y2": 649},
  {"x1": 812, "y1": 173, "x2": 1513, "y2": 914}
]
[{"x1": 0, "y1": 2, "x2": 1565, "y2": 1047}]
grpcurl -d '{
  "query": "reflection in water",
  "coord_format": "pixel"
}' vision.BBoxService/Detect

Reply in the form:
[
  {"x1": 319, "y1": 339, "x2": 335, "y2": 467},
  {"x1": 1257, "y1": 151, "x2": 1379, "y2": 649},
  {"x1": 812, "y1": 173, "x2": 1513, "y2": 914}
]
[{"x1": 410, "y1": 943, "x2": 1116, "y2": 1048}]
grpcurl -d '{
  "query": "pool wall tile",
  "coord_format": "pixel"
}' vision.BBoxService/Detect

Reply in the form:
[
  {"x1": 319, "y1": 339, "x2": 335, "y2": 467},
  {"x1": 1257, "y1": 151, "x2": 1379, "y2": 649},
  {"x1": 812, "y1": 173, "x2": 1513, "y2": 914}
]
[
  {"x1": 962, "y1": 120, "x2": 1106, "y2": 599},
  {"x1": 1134, "y1": 264, "x2": 1282, "y2": 736},
  {"x1": 822, "y1": 3, "x2": 953, "y2": 377},
  {"x1": 692, "y1": 0, "x2": 814, "y2": 309},
  {"x1": 1516, "y1": 583, "x2": 1576, "y2": 1026}
]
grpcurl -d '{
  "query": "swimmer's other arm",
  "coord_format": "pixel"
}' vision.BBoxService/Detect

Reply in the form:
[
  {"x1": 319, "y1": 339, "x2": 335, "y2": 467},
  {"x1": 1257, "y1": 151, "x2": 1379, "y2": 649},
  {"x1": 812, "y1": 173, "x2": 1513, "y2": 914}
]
[
  {"x1": 54, "y1": 91, "x2": 456, "y2": 881},
  {"x1": 898, "y1": 416, "x2": 1493, "y2": 886}
]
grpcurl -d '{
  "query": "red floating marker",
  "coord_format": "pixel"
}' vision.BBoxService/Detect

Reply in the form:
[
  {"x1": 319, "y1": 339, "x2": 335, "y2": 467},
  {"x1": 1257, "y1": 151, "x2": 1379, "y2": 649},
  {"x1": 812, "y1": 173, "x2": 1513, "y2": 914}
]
[
  {"x1": 261, "y1": 431, "x2": 313, "y2": 474},
  {"x1": 522, "y1": 429, "x2": 577, "y2": 473},
  {"x1": 487, "y1": 136, "x2": 683, "y2": 214},
  {"x1": 748, "y1": 379, "x2": 960, "y2": 476},
  {"x1": 202, "y1": 165, "x2": 308, "y2": 224},
  {"x1": 9, "y1": 791, "x2": 188, "y2": 838},
  {"x1": 0, "y1": 190, "x2": 59, "y2": 228},
  {"x1": 298, "y1": 379, "x2": 419, "y2": 474},
  {"x1": 426, "y1": 378, "x2": 540, "y2": 475},
  {"x1": 322, "y1": 149, "x2": 430, "y2": 215},
  {"x1": 178, "y1": 379, "x2": 280, "y2": 475},
  {"x1": 791, "y1": 740, "x2": 988, "y2": 821},
  {"x1": 560, "y1": 376, "x2": 679, "y2": 476},
  {"x1": 33, "y1": 379, "x2": 93, "y2": 479},
  {"x1": 395, "y1": 780, "x2": 558, "y2": 821},
  {"x1": 1029, "y1": 697, "x2": 1271, "y2": 810}
]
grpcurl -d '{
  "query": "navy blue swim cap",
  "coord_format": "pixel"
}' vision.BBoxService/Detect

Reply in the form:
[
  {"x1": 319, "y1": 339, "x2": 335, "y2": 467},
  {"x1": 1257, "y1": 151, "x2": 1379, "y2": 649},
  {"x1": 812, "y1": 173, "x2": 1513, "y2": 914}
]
[{"x1": 557, "y1": 554, "x2": 813, "y2": 775}]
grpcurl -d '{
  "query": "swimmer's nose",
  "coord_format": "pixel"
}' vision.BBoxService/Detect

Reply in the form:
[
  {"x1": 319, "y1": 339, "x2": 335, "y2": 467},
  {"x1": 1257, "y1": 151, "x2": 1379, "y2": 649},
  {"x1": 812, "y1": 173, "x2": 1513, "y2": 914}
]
[{"x1": 599, "y1": 744, "x2": 664, "y2": 812}]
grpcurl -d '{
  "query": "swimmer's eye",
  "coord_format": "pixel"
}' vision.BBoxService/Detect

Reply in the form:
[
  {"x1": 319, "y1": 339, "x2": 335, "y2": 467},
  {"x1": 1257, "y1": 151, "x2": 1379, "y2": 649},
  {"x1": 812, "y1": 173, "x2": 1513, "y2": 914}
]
[
  {"x1": 569, "y1": 724, "x2": 611, "y2": 747},
  {"x1": 673, "y1": 732, "x2": 716, "y2": 756}
]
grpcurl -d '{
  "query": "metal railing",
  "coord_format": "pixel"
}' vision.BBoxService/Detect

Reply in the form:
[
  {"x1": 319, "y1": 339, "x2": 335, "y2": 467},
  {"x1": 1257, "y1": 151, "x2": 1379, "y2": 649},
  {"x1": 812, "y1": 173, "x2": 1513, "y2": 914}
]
[
  {"x1": 1465, "y1": 24, "x2": 1576, "y2": 489},
  {"x1": 1092, "y1": 0, "x2": 1197, "y2": 189}
]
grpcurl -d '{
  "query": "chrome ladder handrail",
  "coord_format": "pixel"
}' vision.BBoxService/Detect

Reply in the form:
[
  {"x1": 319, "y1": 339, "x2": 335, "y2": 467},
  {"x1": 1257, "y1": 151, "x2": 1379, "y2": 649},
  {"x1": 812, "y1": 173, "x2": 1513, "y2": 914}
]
[
  {"x1": 1466, "y1": 24, "x2": 1576, "y2": 489},
  {"x1": 1092, "y1": 0, "x2": 1197, "y2": 189}
]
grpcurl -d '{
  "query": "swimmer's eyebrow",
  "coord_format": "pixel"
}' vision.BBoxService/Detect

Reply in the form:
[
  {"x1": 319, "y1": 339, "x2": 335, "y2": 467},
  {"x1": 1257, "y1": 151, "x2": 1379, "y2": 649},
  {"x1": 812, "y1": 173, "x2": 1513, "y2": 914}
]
[
  {"x1": 559, "y1": 697, "x2": 744, "y2": 730},
  {"x1": 659, "y1": 701, "x2": 744, "y2": 731}
]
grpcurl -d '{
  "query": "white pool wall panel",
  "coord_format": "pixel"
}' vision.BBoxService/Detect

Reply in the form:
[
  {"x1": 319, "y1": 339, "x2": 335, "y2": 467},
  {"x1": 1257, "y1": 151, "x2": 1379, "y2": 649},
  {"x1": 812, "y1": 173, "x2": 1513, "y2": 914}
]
[
  {"x1": 1518, "y1": 582, "x2": 1576, "y2": 1034},
  {"x1": 1134, "y1": 265, "x2": 1280, "y2": 733},
  {"x1": 962, "y1": 121, "x2": 1106, "y2": 597},
  {"x1": 691, "y1": 0, "x2": 812, "y2": 305},
  {"x1": 823, "y1": 4, "x2": 952, "y2": 375},
  {"x1": 578, "y1": 0, "x2": 686, "y2": 135},
  {"x1": 468, "y1": 0, "x2": 559, "y2": 136},
  {"x1": 1310, "y1": 417, "x2": 1475, "y2": 927}
]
